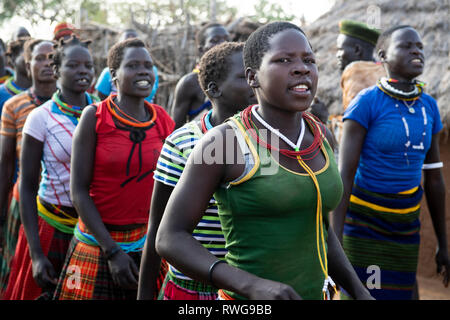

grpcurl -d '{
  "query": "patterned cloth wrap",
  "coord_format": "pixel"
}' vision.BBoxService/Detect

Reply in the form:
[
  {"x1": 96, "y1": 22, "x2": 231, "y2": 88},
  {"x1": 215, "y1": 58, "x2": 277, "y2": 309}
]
[
  {"x1": 2, "y1": 197, "x2": 75, "y2": 300},
  {"x1": 54, "y1": 221, "x2": 167, "y2": 300},
  {"x1": 342, "y1": 184, "x2": 423, "y2": 300},
  {"x1": 0, "y1": 184, "x2": 20, "y2": 296},
  {"x1": 160, "y1": 272, "x2": 218, "y2": 300}
]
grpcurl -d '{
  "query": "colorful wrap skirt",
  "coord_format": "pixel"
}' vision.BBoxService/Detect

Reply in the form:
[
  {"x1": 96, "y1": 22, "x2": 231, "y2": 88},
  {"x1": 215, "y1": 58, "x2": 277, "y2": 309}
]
[
  {"x1": 342, "y1": 184, "x2": 423, "y2": 300},
  {"x1": 0, "y1": 184, "x2": 21, "y2": 296},
  {"x1": 2, "y1": 197, "x2": 75, "y2": 300},
  {"x1": 54, "y1": 221, "x2": 168, "y2": 300},
  {"x1": 159, "y1": 270, "x2": 218, "y2": 300},
  {"x1": 218, "y1": 289, "x2": 235, "y2": 300}
]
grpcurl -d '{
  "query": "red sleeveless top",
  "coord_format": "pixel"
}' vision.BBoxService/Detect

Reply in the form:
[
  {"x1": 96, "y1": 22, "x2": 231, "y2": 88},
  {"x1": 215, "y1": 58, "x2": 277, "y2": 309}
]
[{"x1": 89, "y1": 100, "x2": 174, "y2": 225}]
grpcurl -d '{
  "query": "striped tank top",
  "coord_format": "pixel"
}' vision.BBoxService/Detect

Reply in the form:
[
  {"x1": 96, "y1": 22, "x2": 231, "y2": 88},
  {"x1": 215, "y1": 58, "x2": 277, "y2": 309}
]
[{"x1": 154, "y1": 121, "x2": 226, "y2": 280}]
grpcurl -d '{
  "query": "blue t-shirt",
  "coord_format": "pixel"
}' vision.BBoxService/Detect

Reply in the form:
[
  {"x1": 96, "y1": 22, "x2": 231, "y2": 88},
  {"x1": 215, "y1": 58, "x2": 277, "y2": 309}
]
[
  {"x1": 0, "y1": 84, "x2": 14, "y2": 115},
  {"x1": 94, "y1": 66, "x2": 159, "y2": 103},
  {"x1": 343, "y1": 85, "x2": 443, "y2": 193}
]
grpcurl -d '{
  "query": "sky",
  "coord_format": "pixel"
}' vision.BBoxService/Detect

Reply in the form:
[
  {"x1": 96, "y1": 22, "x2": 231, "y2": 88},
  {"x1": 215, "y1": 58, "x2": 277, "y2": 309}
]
[{"x1": 1, "y1": 0, "x2": 335, "y2": 40}]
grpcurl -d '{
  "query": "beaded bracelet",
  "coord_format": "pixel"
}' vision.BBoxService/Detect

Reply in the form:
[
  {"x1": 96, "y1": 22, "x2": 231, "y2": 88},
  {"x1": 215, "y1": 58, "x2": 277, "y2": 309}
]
[
  {"x1": 104, "y1": 245, "x2": 121, "y2": 261},
  {"x1": 208, "y1": 260, "x2": 226, "y2": 288}
]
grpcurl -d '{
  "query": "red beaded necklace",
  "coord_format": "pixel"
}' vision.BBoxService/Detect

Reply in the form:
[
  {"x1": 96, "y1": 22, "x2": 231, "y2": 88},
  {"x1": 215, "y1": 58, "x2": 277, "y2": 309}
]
[{"x1": 240, "y1": 105, "x2": 326, "y2": 161}]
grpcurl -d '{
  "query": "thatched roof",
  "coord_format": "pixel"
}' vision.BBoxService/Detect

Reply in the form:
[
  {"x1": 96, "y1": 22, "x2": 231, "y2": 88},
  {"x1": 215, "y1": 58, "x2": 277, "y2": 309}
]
[
  {"x1": 77, "y1": 1, "x2": 449, "y2": 130},
  {"x1": 303, "y1": 0, "x2": 450, "y2": 128}
]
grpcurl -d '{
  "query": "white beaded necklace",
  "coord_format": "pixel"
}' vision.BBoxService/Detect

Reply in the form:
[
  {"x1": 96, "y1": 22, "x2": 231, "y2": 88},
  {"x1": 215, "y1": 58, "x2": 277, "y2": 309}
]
[
  {"x1": 252, "y1": 105, "x2": 305, "y2": 151},
  {"x1": 380, "y1": 77, "x2": 419, "y2": 98},
  {"x1": 394, "y1": 99, "x2": 427, "y2": 166}
]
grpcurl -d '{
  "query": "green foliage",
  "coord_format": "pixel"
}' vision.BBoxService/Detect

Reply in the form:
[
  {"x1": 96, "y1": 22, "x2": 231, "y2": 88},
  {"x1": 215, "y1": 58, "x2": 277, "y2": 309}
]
[
  {"x1": 0, "y1": 0, "x2": 77, "y2": 25},
  {"x1": 81, "y1": 0, "x2": 108, "y2": 25},
  {"x1": 0, "y1": 0, "x2": 294, "y2": 29},
  {"x1": 111, "y1": 0, "x2": 238, "y2": 28},
  {"x1": 252, "y1": 0, "x2": 296, "y2": 23}
]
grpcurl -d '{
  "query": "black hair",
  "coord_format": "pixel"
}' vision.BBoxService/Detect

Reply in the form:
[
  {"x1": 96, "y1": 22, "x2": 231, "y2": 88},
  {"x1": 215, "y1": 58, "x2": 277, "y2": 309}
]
[
  {"x1": 195, "y1": 22, "x2": 225, "y2": 48},
  {"x1": 198, "y1": 41, "x2": 244, "y2": 95},
  {"x1": 0, "y1": 38, "x2": 5, "y2": 52},
  {"x1": 243, "y1": 21, "x2": 306, "y2": 70},
  {"x1": 24, "y1": 38, "x2": 53, "y2": 63},
  {"x1": 375, "y1": 25, "x2": 414, "y2": 54},
  {"x1": 227, "y1": 18, "x2": 263, "y2": 42},
  {"x1": 50, "y1": 35, "x2": 91, "y2": 73},
  {"x1": 107, "y1": 38, "x2": 148, "y2": 71},
  {"x1": 5, "y1": 37, "x2": 29, "y2": 63}
]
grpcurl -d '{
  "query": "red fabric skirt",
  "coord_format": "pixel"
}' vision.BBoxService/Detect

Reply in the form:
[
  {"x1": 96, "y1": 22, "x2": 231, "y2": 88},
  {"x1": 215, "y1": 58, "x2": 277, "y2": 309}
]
[{"x1": 2, "y1": 215, "x2": 72, "y2": 300}]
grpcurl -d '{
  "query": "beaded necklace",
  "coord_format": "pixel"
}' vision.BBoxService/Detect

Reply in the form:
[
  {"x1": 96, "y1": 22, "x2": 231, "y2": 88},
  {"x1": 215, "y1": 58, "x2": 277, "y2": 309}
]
[
  {"x1": 28, "y1": 88, "x2": 51, "y2": 106},
  {"x1": 52, "y1": 91, "x2": 84, "y2": 119},
  {"x1": 200, "y1": 109, "x2": 214, "y2": 133},
  {"x1": 106, "y1": 94, "x2": 156, "y2": 128},
  {"x1": 377, "y1": 77, "x2": 424, "y2": 102},
  {"x1": 240, "y1": 105, "x2": 335, "y2": 299},
  {"x1": 4, "y1": 78, "x2": 24, "y2": 96},
  {"x1": 378, "y1": 78, "x2": 427, "y2": 165},
  {"x1": 394, "y1": 99, "x2": 427, "y2": 166},
  {"x1": 241, "y1": 105, "x2": 325, "y2": 161},
  {"x1": 251, "y1": 106, "x2": 306, "y2": 151},
  {"x1": 106, "y1": 94, "x2": 157, "y2": 187},
  {"x1": 0, "y1": 74, "x2": 10, "y2": 84}
]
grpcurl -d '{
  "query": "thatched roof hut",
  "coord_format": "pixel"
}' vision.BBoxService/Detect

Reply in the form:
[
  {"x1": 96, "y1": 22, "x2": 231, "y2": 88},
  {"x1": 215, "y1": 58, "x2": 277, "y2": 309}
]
[
  {"x1": 303, "y1": 0, "x2": 449, "y2": 134},
  {"x1": 77, "y1": 1, "x2": 449, "y2": 129},
  {"x1": 78, "y1": 20, "x2": 200, "y2": 110}
]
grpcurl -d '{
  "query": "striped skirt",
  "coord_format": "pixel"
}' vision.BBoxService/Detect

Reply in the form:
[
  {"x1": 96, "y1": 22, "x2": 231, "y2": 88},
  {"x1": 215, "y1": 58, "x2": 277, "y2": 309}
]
[
  {"x1": 342, "y1": 184, "x2": 423, "y2": 300},
  {"x1": 54, "y1": 222, "x2": 168, "y2": 300},
  {"x1": 0, "y1": 186, "x2": 21, "y2": 297},
  {"x1": 159, "y1": 271, "x2": 218, "y2": 300}
]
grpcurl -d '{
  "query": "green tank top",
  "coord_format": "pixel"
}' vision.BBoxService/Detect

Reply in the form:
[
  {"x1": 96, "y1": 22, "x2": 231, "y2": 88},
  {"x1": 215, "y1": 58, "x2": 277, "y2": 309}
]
[{"x1": 214, "y1": 115, "x2": 344, "y2": 300}]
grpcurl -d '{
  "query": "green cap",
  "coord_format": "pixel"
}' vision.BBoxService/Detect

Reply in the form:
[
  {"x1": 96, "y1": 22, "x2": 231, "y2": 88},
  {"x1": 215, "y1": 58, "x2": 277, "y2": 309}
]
[{"x1": 338, "y1": 20, "x2": 381, "y2": 46}]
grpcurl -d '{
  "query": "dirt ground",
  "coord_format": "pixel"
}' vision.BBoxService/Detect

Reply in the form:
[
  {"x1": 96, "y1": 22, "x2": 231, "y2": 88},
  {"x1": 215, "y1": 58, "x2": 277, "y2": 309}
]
[{"x1": 415, "y1": 137, "x2": 450, "y2": 300}]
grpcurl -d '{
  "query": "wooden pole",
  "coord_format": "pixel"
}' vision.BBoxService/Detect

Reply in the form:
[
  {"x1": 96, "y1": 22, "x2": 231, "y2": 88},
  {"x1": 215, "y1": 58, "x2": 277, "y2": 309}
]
[{"x1": 210, "y1": 0, "x2": 217, "y2": 22}]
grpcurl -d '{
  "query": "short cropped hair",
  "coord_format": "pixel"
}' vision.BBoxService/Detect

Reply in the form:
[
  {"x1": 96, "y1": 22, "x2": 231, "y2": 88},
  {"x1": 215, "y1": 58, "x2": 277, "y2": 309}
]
[
  {"x1": 107, "y1": 38, "x2": 148, "y2": 71},
  {"x1": 195, "y1": 22, "x2": 225, "y2": 48},
  {"x1": 5, "y1": 37, "x2": 29, "y2": 62},
  {"x1": 23, "y1": 39, "x2": 53, "y2": 63},
  {"x1": 198, "y1": 41, "x2": 244, "y2": 94},
  {"x1": 375, "y1": 25, "x2": 413, "y2": 53},
  {"x1": 243, "y1": 21, "x2": 305, "y2": 70}
]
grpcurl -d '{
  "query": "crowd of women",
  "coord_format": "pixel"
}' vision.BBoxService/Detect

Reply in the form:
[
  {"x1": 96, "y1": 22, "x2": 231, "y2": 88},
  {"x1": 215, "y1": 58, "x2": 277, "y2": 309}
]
[{"x1": 0, "y1": 17, "x2": 448, "y2": 301}]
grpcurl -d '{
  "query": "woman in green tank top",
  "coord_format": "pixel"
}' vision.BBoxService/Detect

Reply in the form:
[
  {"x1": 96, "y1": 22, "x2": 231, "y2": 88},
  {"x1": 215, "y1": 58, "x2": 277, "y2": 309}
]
[{"x1": 156, "y1": 21, "x2": 373, "y2": 300}]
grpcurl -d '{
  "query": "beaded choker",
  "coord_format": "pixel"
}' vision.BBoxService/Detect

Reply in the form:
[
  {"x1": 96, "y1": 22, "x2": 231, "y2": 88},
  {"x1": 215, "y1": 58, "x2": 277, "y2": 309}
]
[
  {"x1": 28, "y1": 88, "x2": 51, "y2": 106},
  {"x1": 0, "y1": 74, "x2": 10, "y2": 84},
  {"x1": 4, "y1": 78, "x2": 24, "y2": 96},
  {"x1": 377, "y1": 77, "x2": 424, "y2": 101},
  {"x1": 252, "y1": 106, "x2": 306, "y2": 151},
  {"x1": 52, "y1": 91, "x2": 84, "y2": 119},
  {"x1": 201, "y1": 109, "x2": 214, "y2": 133},
  {"x1": 240, "y1": 105, "x2": 325, "y2": 161},
  {"x1": 106, "y1": 94, "x2": 156, "y2": 128}
]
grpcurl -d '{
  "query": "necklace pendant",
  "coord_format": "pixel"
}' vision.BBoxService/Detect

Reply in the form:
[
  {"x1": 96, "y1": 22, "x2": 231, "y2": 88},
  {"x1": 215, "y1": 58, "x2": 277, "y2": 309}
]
[{"x1": 408, "y1": 107, "x2": 415, "y2": 114}]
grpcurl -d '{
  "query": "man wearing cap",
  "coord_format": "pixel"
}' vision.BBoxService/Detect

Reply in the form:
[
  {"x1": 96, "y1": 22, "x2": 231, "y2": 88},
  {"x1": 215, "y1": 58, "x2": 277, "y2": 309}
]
[{"x1": 330, "y1": 20, "x2": 386, "y2": 144}]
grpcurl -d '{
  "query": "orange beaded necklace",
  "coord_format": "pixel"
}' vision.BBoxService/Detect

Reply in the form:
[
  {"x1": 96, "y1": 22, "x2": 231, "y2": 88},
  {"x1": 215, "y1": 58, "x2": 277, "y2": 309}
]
[{"x1": 106, "y1": 94, "x2": 156, "y2": 128}]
